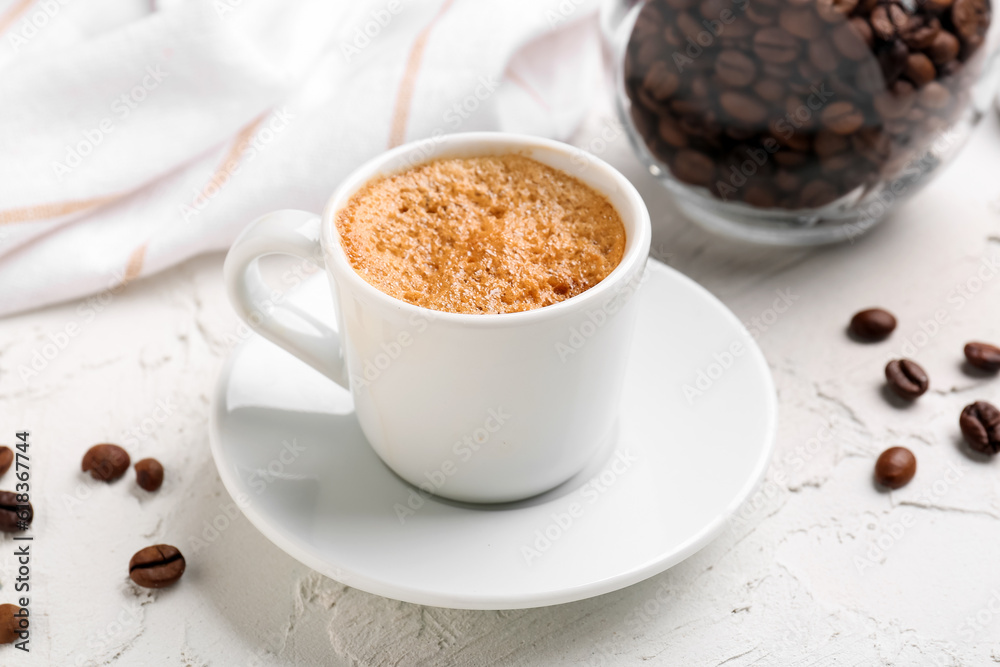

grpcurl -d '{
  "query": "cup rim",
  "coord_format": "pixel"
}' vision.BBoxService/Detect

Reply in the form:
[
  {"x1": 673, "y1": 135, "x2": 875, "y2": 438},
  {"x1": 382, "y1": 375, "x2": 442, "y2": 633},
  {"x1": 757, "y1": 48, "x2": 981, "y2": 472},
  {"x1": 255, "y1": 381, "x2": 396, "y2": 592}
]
[{"x1": 320, "y1": 132, "x2": 651, "y2": 326}]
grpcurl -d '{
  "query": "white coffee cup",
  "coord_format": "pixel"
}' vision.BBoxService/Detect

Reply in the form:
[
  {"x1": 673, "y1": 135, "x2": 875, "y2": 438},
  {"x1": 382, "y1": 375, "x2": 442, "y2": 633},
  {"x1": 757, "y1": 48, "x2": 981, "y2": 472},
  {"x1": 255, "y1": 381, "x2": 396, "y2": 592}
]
[{"x1": 224, "y1": 132, "x2": 651, "y2": 503}]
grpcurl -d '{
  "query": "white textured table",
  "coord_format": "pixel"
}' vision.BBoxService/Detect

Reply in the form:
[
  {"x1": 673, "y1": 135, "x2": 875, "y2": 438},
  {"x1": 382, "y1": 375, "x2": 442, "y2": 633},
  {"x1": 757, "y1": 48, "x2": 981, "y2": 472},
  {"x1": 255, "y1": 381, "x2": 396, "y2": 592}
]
[{"x1": 3, "y1": 96, "x2": 1000, "y2": 666}]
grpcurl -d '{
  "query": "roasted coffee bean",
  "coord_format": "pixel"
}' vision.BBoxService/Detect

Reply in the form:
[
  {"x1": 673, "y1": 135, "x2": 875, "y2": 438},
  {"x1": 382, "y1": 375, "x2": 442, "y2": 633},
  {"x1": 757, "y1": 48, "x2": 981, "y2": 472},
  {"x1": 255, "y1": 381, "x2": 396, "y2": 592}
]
[
  {"x1": 129, "y1": 544, "x2": 186, "y2": 588},
  {"x1": 753, "y1": 27, "x2": 801, "y2": 64},
  {"x1": 817, "y1": 0, "x2": 859, "y2": 22},
  {"x1": 0, "y1": 604, "x2": 23, "y2": 645},
  {"x1": 879, "y1": 39, "x2": 910, "y2": 84},
  {"x1": 900, "y1": 16, "x2": 941, "y2": 50},
  {"x1": 746, "y1": 3, "x2": 779, "y2": 26},
  {"x1": 0, "y1": 446, "x2": 12, "y2": 477},
  {"x1": 82, "y1": 443, "x2": 131, "y2": 482},
  {"x1": 773, "y1": 169, "x2": 802, "y2": 191},
  {"x1": 715, "y1": 50, "x2": 757, "y2": 87},
  {"x1": 720, "y1": 91, "x2": 769, "y2": 123},
  {"x1": 821, "y1": 101, "x2": 865, "y2": 134},
  {"x1": 644, "y1": 61, "x2": 680, "y2": 100},
  {"x1": 919, "y1": 81, "x2": 951, "y2": 108},
  {"x1": 871, "y1": 5, "x2": 897, "y2": 41},
  {"x1": 874, "y1": 447, "x2": 917, "y2": 489},
  {"x1": 904, "y1": 52, "x2": 937, "y2": 86},
  {"x1": 753, "y1": 78, "x2": 786, "y2": 102},
  {"x1": 928, "y1": 30, "x2": 961, "y2": 65},
  {"x1": 926, "y1": 0, "x2": 955, "y2": 10},
  {"x1": 833, "y1": 19, "x2": 873, "y2": 60},
  {"x1": 959, "y1": 401, "x2": 1000, "y2": 454},
  {"x1": 965, "y1": 342, "x2": 1000, "y2": 371},
  {"x1": 672, "y1": 149, "x2": 716, "y2": 186},
  {"x1": 779, "y1": 8, "x2": 823, "y2": 39},
  {"x1": 809, "y1": 40, "x2": 840, "y2": 73},
  {"x1": 885, "y1": 358, "x2": 930, "y2": 399},
  {"x1": 850, "y1": 308, "x2": 897, "y2": 340},
  {"x1": 743, "y1": 185, "x2": 778, "y2": 207},
  {"x1": 0, "y1": 490, "x2": 31, "y2": 533},
  {"x1": 814, "y1": 130, "x2": 850, "y2": 157},
  {"x1": 874, "y1": 80, "x2": 916, "y2": 119},
  {"x1": 658, "y1": 115, "x2": 689, "y2": 147},
  {"x1": 135, "y1": 458, "x2": 164, "y2": 492},
  {"x1": 800, "y1": 180, "x2": 840, "y2": 207},
  {"x1": 952, "y1": 0, "x2": 990, "y2": 48}
]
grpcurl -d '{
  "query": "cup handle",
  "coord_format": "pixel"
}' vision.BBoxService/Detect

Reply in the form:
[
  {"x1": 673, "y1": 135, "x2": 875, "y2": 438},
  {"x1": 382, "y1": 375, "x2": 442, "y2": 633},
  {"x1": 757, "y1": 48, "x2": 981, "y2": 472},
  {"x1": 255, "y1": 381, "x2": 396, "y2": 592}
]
[{"x1": 223, "y1": 209, "x2": 349, "y2": 389}]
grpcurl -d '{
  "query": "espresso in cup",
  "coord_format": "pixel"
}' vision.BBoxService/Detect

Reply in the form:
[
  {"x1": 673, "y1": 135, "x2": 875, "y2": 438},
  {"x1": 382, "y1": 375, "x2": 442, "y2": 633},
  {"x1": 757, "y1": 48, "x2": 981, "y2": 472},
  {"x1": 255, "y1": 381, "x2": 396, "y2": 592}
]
[{"x1": 335, "y1": 154, "x2": 626, "y2": 314}]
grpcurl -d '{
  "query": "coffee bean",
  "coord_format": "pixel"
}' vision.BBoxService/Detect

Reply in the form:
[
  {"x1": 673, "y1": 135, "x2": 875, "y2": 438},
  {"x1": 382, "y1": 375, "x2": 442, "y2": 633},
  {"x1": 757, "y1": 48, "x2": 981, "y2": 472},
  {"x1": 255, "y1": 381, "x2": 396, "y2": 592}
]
[
  {"x1": 719, "y1": 91, "x2": 769, "y2": 124},
  {"x1": 814, "y1": 130, "x2": 850, "y2": 157},
  {"x1": 715, "y1": 50, "x2": 757, "y2": 88},
  {"x1": 965, "y1": 342, "x2": 1000, "y2": 371},
  {"x1": 672, "y1": 149, "x2": 716, "y2": 186},
  {"x1": 885, "y1": 358, "x2": 930, "y2": 399},
  {"x1": 129, "y1": 545, "x2": 186, "y2": 588},
  {"x1": 952, "y1": 0, "x2": 990, "y2": 48},
  {"x1": 747, "y1": 3, "x2": 779, "y2": 26},
  {"x1": 900, "y1": 16, "x2": 941, "y2": 50},
  {"x1": 871, "y1": 5, "x2": 897, "y2": 41},
  {"x1": 753, "y1": 28, "x2": 801, "y2": 64},
  {"x1": 753, "y1": 78, "x2": 786, "y2": 102},
  {"x1": 808, "y1": 40, "x2": 840, "y2": 73},
  {"x1": 832, "y1": 20, "x2": 872, "y2": 60},
  {"x1": 927, "y1": 30, "x2": 960, "y2": 65},
  {"x1": 644, "y1": 61, "x2": 680, "y2": 100},
  {"x1": 879, "y1": 39, "x2": 910, "y2": 84},
  {"x1": 800, "y1": 180, "x2": 840, "y2": 207},
  {"x1": 0, "y1": 446, "x2": 11, "y2": 477},
  {"x1": 658, "y1": 115, "x2": 689, "y2": 147},
  {"x1": 135, "y1": 458, "x2": 164, "y2": 492},
  {"x1": 875, "y1": 447, "x2": 917, "y2": 488},
  {"x1": 919, "y1": 81, "x2": 951, "y2": 109},
  {"x1": 779, "y1": 8, "x2": 823, "y2": 40},
  {"x1": 904, "y1": 52, "x2": 937, "y2": 86},
  {"x1": 0, "y1": 490, "x2": 31, "y2": 533},
  {"x1": 817, "y1": 0, "x2": 859, "y2": 22},
  {"x1": 926, "y1": 0, "x2": 955, "y2": 10},
  {"x1": 849, "y1": 308, "x2": 897, "y2": 340},
  {"x1": 82, "y1": 443, "x2": 130, "y2": 482},
  {"x1": 0, "y1": 604, "x2": 23, "y2": 645},
  {"x1": 821, "y1": 101, "x2": 865, "y2": 134},
  {"x1": 874, "y1": 80, "x2": 916, "y2": 119},
  {"x1": 959, "y1": 401, "x2": 1000, "y2": 454},
  {"x1": 743, "y1": 185, "x2": 778, "y2": 207}
]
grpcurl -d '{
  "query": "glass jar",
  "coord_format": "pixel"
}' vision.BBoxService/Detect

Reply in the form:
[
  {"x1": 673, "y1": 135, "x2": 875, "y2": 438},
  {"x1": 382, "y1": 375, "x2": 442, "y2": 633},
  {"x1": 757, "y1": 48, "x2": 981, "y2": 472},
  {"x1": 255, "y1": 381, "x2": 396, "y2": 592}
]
[{"x1": 602, "y1": 0, "x2": 1000, "y2": 245}]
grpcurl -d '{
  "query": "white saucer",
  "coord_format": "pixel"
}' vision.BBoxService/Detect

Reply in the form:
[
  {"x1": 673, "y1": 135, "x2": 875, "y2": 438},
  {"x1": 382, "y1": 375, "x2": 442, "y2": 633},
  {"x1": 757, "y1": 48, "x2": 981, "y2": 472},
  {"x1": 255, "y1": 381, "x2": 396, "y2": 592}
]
[{"x1": 209, "y1": 259, "x2": 777, "y2": 610}]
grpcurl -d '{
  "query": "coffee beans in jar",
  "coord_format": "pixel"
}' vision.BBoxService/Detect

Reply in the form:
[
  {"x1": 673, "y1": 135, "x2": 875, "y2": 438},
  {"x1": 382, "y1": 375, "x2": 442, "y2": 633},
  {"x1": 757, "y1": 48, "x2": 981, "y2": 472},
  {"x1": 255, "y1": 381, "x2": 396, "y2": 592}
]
[{"x1": 622, "y1": 0, "x2": 992, "y2": 210}]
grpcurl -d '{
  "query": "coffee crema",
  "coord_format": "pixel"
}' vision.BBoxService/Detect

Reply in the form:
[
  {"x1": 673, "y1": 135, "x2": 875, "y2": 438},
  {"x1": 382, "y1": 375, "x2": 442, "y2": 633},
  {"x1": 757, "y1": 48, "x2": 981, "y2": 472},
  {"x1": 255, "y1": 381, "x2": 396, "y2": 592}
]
[{"x1": 335, "y1": 154, "x2": 626, "y2": 314}]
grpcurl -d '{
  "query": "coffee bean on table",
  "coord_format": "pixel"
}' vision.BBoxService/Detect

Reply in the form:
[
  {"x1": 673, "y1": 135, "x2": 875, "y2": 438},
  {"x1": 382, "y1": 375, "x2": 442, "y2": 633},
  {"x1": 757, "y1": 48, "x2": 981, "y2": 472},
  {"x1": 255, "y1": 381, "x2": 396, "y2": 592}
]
[
  {"x1": 875, "y1": 446, "x2": 917, "y2": 488},
  {"x1": 0, "y1": 604, "x2": 23, "y2": 645},
  {"x1": 0, "y1": 446, "x2": 12, "y2": 477},
  {"x1": 964, "y1": 342, "x2": 1000, "y2": 371},
  {"x1": 959, "y1": 401, "x2": 1000, "y2": 454},
  {"x1": 753, "y1": 27, "x2": 801, "y2": 64},
  {"x1": 129, "y1": 545, "x2": 186, "y2": 588},
  {"x1": 82, "y1": 443, "x2": 130, "y2": 482},
  {"x1": 821, "y1": 101, "x2": 865, "y2": 135},
  {"x1": 0, "y1": 491, "x2": 31, "y2": 533},
  {"x1": 849, "y1": 308, "x2": 897, "y2": 340},
  {"x1": 135, "y1": 458, "x2": 164, "y2": 492},
  {"x1": 885, "y1": 358, "x2": 930, "y2": 399}
]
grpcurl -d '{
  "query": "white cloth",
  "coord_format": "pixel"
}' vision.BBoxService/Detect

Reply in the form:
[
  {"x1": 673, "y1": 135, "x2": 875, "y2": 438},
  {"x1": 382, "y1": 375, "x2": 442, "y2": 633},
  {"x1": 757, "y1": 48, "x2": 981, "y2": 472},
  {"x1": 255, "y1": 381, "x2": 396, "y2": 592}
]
[{"x1": 0, "y1": 0, "x2": 603, "y2": 316}]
